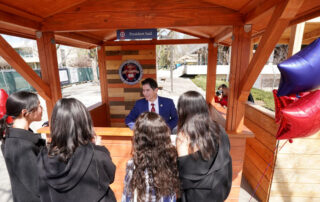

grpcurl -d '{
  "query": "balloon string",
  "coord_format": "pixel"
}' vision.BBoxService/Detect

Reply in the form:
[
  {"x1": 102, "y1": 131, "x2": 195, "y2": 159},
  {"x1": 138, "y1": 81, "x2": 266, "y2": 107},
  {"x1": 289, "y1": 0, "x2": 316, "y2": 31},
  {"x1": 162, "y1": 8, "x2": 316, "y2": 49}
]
[{"x1": 249, "y1": 139, "x2": 288, "y2": 202}]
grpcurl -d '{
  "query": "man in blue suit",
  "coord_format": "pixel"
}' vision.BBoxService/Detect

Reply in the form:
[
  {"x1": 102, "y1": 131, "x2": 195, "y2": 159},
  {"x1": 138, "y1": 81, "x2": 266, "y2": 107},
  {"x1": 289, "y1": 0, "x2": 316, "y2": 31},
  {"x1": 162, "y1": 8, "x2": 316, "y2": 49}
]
[{"x1": 125, "y1": 78, "x2": 178, "y2": 131}]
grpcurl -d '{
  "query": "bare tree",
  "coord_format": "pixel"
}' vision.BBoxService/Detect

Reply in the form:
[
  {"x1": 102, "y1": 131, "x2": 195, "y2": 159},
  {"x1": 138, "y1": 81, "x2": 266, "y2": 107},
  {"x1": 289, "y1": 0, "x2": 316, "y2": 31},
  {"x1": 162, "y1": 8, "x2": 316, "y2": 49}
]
[
  {"x1": 88, "y1": 48, "x2": 98, "y2": 82},
  {"x1": 0, "y1": 57, "x2": 11, "y2": 69}
]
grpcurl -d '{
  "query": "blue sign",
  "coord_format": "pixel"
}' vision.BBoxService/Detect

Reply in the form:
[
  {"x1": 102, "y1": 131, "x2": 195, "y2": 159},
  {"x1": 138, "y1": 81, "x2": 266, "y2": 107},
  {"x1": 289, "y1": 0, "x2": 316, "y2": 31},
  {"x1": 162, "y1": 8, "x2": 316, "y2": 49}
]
[{"x1": 117, "y1": 29, "x2": 157, "y2": 40}]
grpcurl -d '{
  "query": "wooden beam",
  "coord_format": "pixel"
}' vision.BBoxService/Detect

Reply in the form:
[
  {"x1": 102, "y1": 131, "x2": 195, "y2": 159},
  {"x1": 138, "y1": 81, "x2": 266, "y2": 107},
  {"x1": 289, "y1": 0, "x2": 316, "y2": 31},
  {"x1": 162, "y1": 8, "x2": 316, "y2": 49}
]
[
  {"x1": 0, "y1": 28, "x2": 35, "y2": 40},
  {"x1": 303, "y1": 27, "x2": 320, "y2": 41},
  {"x1": 238, "y1": 0, "x2": 305, "y2": 102},
  {"x1": 244, "y1": 0, "x2": 279, "y2": 24},
  {"x1": 0, "y1": 10, "x2": 40, "y2": 30},
  {"x1": 56, "y1": 32, "x2": 101, "y2": 45},
  {"x1": 41, "y1": 8, "x2": 243, "y2": 31},
  {"x1": 36, "y1": 32, "x2": 62, "y2": 118},
  {"x1": 169, "y1": 28, "x2": 208, "y2": 39},
  {"x1": 289, "y1": 6, "x2": 320, "y2": 26},
  {"x1": 226, "y1": 25, "x2": 252, "y2": 133},
  {"x1": 214, "y1": 27, "x2": 233, "y2": 43},
  {"x1": 97, "y1": 46, "x2": 111, "y2": 126},
  {"x1": 104, "y1": 34, "x2": 117, "y2": 42},
  {"x1": 42, "y1": 0, "x2": 88, "y2": 18},
  {"x1": 0, "y1": 35, "x2": 51, "y2": 100},
  {"x1": 104, "y1": 38, "x2": 210, "y2": 46},
  {"x1": 0, "y1": 3, "x2": 43, "y2": 22},
  {"x1": 206, "y1": 39, "x2": 218, "y2": 105},
  {"x1": 0, "y1": 23, "x2": 97, "y2": 49},
  {"x1": 239, "y1": 0, "x2": 262, "y2": 14},
  {"x1": 54, "y1": 36, "x2": 97, "y2": 49},
  {"x1": 288, "y1": 23, "x2": 305, "y2": 57}
]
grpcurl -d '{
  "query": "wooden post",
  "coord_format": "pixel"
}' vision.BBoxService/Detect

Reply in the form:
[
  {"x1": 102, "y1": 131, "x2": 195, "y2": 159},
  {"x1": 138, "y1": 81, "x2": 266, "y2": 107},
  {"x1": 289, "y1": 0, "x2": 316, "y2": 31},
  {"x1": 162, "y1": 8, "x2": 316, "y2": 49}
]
[
  {"x1": 0, "y1": 35, "x2": 51, "y2": 100},
  {"x1": 206, "y1": 39, "x2": 218, "y2": 105},
  {"x1": 288, "y1": 22, "x2": 305, "y2": 57},
  {"x1": 226, "y1": 25, "x2": 252, "y2": 133},
  {"x1": 97, "y1": 46, "x2": 111, "y2": 126},
  {"x1": 238, "y1": 0, "x2": 305, "y2": 101},
  {"x1": 36, "y1": 32, "x2": 62, "y2": 118}
]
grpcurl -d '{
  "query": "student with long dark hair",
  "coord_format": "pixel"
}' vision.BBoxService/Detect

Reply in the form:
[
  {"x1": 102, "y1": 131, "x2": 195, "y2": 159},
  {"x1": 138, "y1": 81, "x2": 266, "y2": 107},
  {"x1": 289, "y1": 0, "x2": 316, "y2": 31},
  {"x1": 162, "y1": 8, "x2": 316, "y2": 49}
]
[
  {"x1": 0, "y1": 91, "x2": 44, "y2": 202},
  {"x1": 122, "y1": 112, "x2": 180, "y2": 202},
  {"x1": 37, "y1": 98, "x2": 116, "y2": 202},
  {"x1": 176, "y1": 91, "x2": 232, "y2": 202}
]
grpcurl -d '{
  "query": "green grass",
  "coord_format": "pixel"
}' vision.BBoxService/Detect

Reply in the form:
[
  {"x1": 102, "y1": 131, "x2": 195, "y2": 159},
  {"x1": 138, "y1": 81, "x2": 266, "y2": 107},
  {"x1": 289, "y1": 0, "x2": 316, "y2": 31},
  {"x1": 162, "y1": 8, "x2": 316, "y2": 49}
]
[
  {"x1": 250, "y1": 88, "x2": 275, "y2": 111},
  {"x1": 191, "y1": 75, "x2": 207, "y2": 91},
  {"x1": 191, "y1": 75, "x2": 275, "y2": 111},
  {"x1": 191, "y1": 75, "x2": 228, "y2": 91}
]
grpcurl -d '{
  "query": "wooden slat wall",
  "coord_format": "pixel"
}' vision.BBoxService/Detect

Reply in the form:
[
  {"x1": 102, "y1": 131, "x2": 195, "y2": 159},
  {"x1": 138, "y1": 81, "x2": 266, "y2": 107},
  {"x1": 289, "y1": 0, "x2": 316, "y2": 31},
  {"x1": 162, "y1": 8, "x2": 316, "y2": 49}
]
[
  {"x1": 269, "y1": 131, "x2": 320, "y2": 202},
  {"x1": 209, "y1": 105, "x2": 248, "y2": 202},
  {"x1": 104, "y1": 45, "x2": 156, "y2": 127},
  {"x1": 225, "y1": 137, "x2": 247, "y2": 202},
  {"x1": 243, "y1": 103, "x2": 278, "y2": 202},
  {"x1": 101, "y1": 135, "x2": 133, "y2": 201}
]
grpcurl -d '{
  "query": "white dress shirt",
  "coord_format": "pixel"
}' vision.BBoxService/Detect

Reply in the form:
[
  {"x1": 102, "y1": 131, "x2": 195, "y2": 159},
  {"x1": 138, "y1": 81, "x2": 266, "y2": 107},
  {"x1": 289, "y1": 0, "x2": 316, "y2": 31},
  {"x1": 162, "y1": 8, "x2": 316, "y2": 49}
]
[{"x1": 148, "y1": 97, "x2": 159, "y2": 114}]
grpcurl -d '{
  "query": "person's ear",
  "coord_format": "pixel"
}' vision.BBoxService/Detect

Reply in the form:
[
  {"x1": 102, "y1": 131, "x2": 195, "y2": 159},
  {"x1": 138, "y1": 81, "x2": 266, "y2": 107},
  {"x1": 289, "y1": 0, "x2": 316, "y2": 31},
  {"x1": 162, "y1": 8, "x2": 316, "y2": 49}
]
[
  {"x1": 155, "y1": 88, "x2": 158, "y2": 94},
  {"x1": 21, "y1": 109, "x2": 28, "y2": 117}
]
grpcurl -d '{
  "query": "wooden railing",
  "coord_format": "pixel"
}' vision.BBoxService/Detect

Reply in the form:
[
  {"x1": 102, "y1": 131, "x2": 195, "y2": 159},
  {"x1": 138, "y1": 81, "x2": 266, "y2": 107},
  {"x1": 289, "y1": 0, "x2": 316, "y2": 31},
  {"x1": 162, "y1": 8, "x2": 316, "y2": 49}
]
[{"x1": 243, "y1": 103, "x2": 278, "y2": 202}]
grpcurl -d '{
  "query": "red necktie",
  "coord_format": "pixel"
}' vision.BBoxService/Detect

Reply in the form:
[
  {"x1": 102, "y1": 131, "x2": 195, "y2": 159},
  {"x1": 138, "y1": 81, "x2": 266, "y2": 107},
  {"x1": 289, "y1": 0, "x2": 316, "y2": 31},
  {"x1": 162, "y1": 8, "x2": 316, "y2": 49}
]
[{"x1": 151, "y1": 103, "x2": 155, "y2": 112}]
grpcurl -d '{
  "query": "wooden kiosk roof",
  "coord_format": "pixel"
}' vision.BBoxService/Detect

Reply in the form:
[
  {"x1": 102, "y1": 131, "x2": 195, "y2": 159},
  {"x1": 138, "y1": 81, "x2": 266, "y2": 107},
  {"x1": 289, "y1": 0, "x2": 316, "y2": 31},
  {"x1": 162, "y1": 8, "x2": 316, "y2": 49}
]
[
  {"x1": 0, "y1": 0, "x2": 319, "y2": 48},
  {"x1": 1, "y1": 1, "x2": 320, "y2": 201}
]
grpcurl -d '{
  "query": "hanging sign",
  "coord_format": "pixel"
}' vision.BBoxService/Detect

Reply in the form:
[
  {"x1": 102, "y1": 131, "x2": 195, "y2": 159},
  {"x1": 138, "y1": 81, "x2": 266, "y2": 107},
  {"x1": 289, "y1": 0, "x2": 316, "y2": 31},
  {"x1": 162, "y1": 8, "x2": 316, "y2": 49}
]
[
  {"x1": 119, "y1": 60, "x2": 143, "y2": 85},
  {"x1": 117, "y1": 29, "x2": 157, "y2": 40}
]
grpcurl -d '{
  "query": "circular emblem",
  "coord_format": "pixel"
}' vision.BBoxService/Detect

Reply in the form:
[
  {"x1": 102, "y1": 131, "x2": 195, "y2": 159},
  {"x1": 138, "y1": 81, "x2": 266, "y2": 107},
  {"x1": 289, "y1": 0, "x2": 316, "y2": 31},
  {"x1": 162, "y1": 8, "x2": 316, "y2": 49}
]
[
  {"x1": 119, "y1": 60, "x2": 143, "y2": 85},
  {"x1": 119, "y1": 30, "x2": 125, "y2": 40}
]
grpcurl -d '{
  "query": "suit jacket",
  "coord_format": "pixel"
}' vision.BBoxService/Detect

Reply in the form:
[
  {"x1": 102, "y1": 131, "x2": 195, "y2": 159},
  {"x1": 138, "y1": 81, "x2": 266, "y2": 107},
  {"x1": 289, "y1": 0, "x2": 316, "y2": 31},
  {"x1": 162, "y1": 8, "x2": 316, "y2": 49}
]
[{"x1": 125, "y1": 96, "x2": 178, "y2": 130}]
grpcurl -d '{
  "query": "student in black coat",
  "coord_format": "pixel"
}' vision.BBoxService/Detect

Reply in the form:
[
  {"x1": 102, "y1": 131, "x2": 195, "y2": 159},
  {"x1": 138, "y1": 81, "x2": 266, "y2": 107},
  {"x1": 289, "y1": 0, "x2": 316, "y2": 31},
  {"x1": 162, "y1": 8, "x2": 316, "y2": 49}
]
[
  {"x1": 0, "y1": 91, "x2": 45, "y2": 202},
  {"x1": 37, "y1": 98, "x2": 116, "y2": 202},
  {"x1": 176, "y1": 91, "x2": 232, "y2": 202}
]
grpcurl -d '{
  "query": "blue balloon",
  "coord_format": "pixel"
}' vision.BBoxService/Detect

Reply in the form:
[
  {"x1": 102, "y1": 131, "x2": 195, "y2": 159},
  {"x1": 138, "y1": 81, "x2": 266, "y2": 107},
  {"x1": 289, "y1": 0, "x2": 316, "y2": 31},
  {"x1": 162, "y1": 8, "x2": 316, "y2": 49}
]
[{"x1": 277, "y1": 38, "x2": 320, "y2": 96}]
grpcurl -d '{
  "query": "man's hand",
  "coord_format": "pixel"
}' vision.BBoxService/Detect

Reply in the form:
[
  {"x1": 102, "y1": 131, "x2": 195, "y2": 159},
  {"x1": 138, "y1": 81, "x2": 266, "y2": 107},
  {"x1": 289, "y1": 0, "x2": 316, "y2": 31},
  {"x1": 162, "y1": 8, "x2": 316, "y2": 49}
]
[{"x1": 127, "y1": 122, "x2": 135, "y2": 130}]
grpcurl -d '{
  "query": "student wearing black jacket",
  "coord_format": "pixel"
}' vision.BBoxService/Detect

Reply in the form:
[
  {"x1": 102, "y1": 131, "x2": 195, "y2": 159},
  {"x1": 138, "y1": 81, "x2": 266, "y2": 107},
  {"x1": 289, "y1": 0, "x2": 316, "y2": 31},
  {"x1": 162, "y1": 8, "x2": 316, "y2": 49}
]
[
  {"x1": 0, "y1": 91, "x2": 44, "y2": 202},
  {"x1": 176, "y1": 91, "x2": 232, "y2": 202},
  {"x1": 37, "y1": 98, "x2": 116, "y2": 202}
]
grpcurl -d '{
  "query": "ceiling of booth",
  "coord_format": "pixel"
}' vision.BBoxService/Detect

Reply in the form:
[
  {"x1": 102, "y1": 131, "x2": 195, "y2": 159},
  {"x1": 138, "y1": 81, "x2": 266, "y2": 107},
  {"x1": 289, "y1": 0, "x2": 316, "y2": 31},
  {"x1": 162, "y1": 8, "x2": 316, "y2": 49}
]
[{"x1": 0, "y1": 0, "x2": 319, "y2": 48}]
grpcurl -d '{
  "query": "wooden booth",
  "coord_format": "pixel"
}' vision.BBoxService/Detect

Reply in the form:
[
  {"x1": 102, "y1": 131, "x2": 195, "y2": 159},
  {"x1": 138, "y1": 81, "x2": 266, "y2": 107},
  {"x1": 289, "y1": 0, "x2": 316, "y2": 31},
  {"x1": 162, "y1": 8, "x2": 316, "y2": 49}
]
[{"x1": 0, "y1": 0, "x2": 320, "y2": 201}]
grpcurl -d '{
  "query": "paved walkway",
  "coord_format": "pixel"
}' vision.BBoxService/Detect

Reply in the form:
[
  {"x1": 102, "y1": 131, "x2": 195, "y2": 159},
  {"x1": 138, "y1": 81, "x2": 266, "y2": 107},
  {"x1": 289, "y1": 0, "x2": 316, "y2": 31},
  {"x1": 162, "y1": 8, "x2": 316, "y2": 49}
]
[
  {"x1": 0, "y1": 71, "x2": 259, "y2": 201},
  {"x1": 157, "y1": 71, "x2": 205, "y2": 106}
]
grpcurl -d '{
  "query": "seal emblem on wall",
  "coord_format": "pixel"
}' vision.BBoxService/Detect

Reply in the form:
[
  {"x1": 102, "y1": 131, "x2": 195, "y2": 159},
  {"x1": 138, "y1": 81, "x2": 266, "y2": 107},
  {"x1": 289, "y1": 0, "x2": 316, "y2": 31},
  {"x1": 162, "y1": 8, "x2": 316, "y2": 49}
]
[{"x1": 119, "y1": 60, "x2": 143, "y2": 85}]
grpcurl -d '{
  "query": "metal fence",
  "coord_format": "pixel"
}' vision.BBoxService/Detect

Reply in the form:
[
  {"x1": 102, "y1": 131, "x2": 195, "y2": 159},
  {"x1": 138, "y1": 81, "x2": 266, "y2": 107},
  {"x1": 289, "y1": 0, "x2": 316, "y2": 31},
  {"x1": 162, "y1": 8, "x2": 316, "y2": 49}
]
[{"x1": 0, "y1": 67, "x2": 97, "y2": 94}]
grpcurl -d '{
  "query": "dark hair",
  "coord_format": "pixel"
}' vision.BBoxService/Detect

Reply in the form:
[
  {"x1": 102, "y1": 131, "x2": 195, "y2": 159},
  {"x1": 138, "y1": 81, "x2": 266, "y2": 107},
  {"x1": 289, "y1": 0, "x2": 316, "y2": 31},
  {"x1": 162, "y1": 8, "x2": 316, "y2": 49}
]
[
  {"x1": 0, "y1": 91, "x2": 39, "y2": 140},
  {"x1": 218, "y1": 84, "x2": 228, "y2": 89},
  {"x1": 141, "y1": 78, "x2": 158, "y2": 90},
  {"x1": 130, "y1": 112, "x2": 180, "y2": 201},
  {"x1": 48, "y1": 98, "x2": 94, "y2": 162},
  {"x1": 177, "y1": 91, "x2": 220, "y2": 160},
  {"x1": 177, "y1": 91, "x2": 209, "y2": 130}
]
